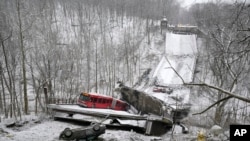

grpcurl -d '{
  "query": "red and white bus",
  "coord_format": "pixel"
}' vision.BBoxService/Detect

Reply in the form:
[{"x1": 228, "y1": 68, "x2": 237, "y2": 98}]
[{"x1": 78, "y1": 92, "x2": 129, "y2": 111}]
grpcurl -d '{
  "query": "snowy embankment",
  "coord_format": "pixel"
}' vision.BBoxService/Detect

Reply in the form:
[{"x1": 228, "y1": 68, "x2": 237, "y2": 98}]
[
  {"x1": 0, "y1": 116, "x2": 227, "y2": 141},
  {"x1": 140, "y1": 33, "x2": 198, "y2": 109},
  {"x1": 153, "y1": 33, "x2": 197, "y2": 85},
  {"x1": 0, "y1": 115, "x2": 161, "y2": 141}
]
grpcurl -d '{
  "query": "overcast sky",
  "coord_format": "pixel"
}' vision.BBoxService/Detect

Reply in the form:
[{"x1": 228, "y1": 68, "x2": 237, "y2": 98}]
[{"x1": 178, "y1": 0, "x2": 250, "y2": 8}]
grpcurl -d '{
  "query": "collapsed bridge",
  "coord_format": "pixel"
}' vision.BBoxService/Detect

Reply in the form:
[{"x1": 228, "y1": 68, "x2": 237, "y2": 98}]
[
  {"x1": 117, "y1": 32, "x2": 198, "y2": 123},
  {"x1": 47, "y1": 32, "x2": 198, "y2": 136}
]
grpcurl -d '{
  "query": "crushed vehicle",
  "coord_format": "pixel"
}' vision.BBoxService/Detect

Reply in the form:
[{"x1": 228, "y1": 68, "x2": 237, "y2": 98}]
[
  {"x1": 153, "y1": 87, "x2": 173, "y2": 94},
  {"x1": 59, "y1": 123, "x2": 106, "y2": 141},
  {"x1": 153, "y1": 87, "x2": 167, "y2": 93}
]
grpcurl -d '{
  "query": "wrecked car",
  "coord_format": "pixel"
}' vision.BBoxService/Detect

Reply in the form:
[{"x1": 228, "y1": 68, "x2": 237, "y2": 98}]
[
  {"x1": 153, "y1": 87, "x2": 173, "y2": 94},
  {"x1": 59, "y1": 123, "x2": 106, "y2": 141},
  {"x1": 153, "y1": 87, "x2": 167, "y2": 93}
]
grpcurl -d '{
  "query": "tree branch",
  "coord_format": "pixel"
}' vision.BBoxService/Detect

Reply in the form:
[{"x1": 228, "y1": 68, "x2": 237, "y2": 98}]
[
  {"x1": 192, "y1": 96, "x2": 232, "y2": 115},
  {"x1": 184, "y1": 82, "x2": 250, "y2": 103}
]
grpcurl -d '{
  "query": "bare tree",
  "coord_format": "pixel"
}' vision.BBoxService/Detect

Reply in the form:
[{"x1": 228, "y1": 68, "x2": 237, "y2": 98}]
[
  {"x1": 16, "y1": 0, "x2": 29, "y2": 115},
  {"x1": 189, "y1": 1, "x2": 250, "y2": 126}
]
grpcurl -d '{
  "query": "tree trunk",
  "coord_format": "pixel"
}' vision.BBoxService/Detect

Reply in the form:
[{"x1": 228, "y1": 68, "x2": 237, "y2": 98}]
[
  {"x1": 94, "y1": 38, "x2": 98, "y2": 92},
  {"x1": 146, "y1": 17, "x2": 150, "y2": 45},
  {"x1": 17, "y1": 0, "x2": 28, "y2": 114},
  {"x1": 0, "y1": 63, "x2": 7, "y2": 117},
  {"x1": 44, "y1": 86, "x2": 48, "y2": 112},
  {"x1": 0, "y1": 63, "x2": 3, "y2": 112},
  {"x1": 1, "y1": 33, "x2": 13, "y2": 118}
]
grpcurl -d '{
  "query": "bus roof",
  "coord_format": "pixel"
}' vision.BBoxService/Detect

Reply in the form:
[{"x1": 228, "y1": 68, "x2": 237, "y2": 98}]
[{"x1": 80, "y1": 92, "x2": 127, "y2": 103}]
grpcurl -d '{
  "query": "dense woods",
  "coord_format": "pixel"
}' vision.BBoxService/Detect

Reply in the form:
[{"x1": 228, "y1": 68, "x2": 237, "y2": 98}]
[
  {"x1": 0, "y1": 0, "x2": 182, "y2": 119},
  {"x1": 0, "y1": 0, "x2": 249, "y2": 130}
]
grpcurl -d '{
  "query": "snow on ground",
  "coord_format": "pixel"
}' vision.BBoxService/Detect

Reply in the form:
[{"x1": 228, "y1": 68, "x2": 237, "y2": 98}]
[
  {"x1": 0, "y1": 114, "x2": 218, "y2": 141},
  {"x1": 152, "y1": 56, "x2": 196, "y2": 85},
  {"x1": 1, "y1": 120, "x2": 77, "y2": 141},
  {"x1": 153, "y1": 32, "x2": 197, "y2": 85},
  {"x1": 1, "y1": 115, "x2": 227, "y2": 141},
  {"x1": 165, "y1": 33, "x2": 197, "y2": 56},
  {"x1": 139, "y1": 32, "x2": 198, "y2": 109},
  {"x1": 0, "y1": 116, "x2": 161, "y2": 141}
]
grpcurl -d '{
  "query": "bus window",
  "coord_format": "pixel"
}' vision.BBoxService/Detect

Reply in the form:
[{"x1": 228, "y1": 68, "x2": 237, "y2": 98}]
[
  {"x1": 93, "y1": 98, "x2": 97, "y2": 103},
  {"x1": 98, "y1": 98, "x2": 102, "y2": 103},
  {"x1": 103, "y1": 99, "x2": 107, "y2": 104},
  {"x1": 108, "y1": 100, "x2": 112, "y2": 104},
  {"x1": 79, "y1": 94, "x2": 90, "y2": 101},
  {"x1": 101, "y1": 99, "x2": 105, "y2": 104},
  {"x1": 117, "y1": 102, "x2": 121, "y2": 107}
]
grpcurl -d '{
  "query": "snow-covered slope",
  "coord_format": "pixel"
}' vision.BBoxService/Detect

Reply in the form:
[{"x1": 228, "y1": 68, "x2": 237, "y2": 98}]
[
  {"x1": 165, "y1": 33, "x2": 197, "y2": 55},
  {"x1": 135, "y1": 32, "x2": 198, "y2": 110},
  {"x1": 0, "y1": 119, "x2": 160, "y2": 141},
  {"x1": 152, "y1": 56, "x2": 196, "y2": 85},
  {"x1": 153, "y1": 33, "x2": 197, "y2": 85}
]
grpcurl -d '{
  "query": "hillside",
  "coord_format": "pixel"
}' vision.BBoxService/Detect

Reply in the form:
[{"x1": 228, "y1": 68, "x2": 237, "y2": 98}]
[{"x1": 1, "y1": 0, "x2": 250, "y2": 141}]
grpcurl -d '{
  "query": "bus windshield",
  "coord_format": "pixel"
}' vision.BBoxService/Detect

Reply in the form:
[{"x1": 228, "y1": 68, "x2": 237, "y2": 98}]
[{"x1": 79, "y1": 94, "x2": 90, "y2": 101}]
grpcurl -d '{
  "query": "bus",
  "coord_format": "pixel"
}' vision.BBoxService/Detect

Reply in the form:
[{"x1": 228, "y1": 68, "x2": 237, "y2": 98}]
[{"x1": 78, "y1": 92, "x2": 129, "y2": 111}]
